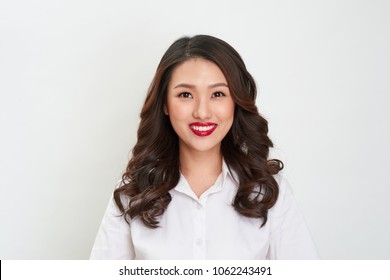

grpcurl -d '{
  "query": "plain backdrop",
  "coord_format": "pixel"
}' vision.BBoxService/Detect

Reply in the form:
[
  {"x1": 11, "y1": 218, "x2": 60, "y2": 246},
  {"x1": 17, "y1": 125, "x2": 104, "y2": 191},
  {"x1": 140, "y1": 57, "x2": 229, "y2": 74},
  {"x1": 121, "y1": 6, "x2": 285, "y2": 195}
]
[{"x1": 0, "y1": 0, "x2": 389, "y2": 259}]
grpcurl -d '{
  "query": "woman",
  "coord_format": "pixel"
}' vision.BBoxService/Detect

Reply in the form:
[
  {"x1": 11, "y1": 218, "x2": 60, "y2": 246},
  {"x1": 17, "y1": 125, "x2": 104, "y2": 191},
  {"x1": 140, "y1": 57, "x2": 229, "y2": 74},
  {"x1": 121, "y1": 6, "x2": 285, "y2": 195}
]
[{"x1": 90, "y1": 35, "x2": 319, "y2": 259}]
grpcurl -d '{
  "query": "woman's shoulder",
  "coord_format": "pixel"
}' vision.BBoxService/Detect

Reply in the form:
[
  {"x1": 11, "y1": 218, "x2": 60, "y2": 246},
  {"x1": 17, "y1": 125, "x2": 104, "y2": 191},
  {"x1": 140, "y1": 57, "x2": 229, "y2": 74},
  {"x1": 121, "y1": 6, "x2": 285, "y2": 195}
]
[
  {"x1": 272, "y1": 173, "x2": 292, "y2": 195},
  {"x1": 269, "y1": 173, "x2": 297, "y2": 215}
]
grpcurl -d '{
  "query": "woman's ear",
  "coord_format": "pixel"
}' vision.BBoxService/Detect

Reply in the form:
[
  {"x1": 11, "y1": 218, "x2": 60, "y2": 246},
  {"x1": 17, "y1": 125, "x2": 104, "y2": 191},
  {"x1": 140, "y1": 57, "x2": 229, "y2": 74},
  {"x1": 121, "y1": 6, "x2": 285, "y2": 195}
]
[{"x1": 163, "y1": 105, "x2": 169, "y2": 115}]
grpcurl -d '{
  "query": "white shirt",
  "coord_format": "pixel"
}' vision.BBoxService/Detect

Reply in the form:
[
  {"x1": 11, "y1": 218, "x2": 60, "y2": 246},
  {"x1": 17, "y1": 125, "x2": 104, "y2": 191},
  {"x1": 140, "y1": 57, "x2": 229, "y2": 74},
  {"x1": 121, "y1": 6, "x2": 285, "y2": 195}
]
[{"x1": 90, "y1": 161, "x2": 319, "y2": 259}]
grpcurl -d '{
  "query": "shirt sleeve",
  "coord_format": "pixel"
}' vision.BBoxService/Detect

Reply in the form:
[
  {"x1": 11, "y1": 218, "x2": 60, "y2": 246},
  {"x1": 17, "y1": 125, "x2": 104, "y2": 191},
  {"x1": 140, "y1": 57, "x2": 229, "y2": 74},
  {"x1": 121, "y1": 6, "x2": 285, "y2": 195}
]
[
  {"x1": 89, "y1": 193, "x2": 135, "y2": 259},
  {"x1": 267, "y1": 175, "x2": 320, "y2": 259}
]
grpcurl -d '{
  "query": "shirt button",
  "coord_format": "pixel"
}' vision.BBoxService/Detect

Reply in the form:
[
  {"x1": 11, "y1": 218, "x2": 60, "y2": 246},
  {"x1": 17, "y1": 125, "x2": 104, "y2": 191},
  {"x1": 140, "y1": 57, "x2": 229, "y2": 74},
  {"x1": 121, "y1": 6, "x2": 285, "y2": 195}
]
[
  {"x1": 196, "y1": 203, "x2": 202, "y2": 209},
  {"x1": 196, "y1": 238, "x2": 203, "y2": 245}
]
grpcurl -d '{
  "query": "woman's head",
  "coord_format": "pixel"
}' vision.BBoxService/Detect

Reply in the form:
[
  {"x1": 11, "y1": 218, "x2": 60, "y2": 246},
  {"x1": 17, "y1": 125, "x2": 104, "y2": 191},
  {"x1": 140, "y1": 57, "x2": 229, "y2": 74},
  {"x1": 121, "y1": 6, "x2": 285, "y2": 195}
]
[
  {"x1": 141, "y1": 35, "x2": 260, "y2": 155},
  {"x1": 164, "y1": 57, "x2": 235, "y2": 155}
]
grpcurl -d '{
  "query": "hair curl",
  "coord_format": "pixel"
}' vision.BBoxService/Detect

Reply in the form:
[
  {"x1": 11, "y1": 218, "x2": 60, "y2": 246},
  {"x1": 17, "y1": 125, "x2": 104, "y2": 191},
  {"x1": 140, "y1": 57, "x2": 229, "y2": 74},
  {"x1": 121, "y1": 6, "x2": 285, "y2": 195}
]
[{"x1": 114, "y1": 35, "x2": 283, "y2": 228}]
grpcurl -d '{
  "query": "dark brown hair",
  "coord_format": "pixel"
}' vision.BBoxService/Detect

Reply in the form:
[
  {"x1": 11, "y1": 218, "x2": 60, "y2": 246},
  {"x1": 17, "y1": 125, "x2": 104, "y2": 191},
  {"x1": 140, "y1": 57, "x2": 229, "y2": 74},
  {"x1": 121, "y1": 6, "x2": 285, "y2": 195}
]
[{"x1": 114, "y1": 35, "x2": 283, "y2": 228}]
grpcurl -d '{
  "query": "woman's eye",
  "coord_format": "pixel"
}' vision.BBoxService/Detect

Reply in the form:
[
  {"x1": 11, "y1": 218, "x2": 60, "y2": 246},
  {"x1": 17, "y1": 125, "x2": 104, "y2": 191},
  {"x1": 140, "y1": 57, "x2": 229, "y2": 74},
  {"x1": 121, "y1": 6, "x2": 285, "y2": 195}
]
[
  {"x1": 212, "y1": 91, "x2": 225, "y2": 98},
  {"x1": 178, "y1": 92, "x2": 193, "y2": 98}
]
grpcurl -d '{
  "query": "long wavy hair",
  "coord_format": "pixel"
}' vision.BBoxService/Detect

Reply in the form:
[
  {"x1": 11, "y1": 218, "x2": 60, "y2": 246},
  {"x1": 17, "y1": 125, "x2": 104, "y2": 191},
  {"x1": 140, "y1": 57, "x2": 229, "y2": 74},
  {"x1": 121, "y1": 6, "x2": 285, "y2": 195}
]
[{"x1": 114, "y1": 35, "x2": 283, "y2": 228}]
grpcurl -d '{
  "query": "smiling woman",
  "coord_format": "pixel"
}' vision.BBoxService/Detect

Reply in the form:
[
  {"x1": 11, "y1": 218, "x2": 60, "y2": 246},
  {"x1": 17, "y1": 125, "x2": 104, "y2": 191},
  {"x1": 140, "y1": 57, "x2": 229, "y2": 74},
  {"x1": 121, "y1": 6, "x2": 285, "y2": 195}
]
[
  {"x1": 89, "y1": 35, "x2": 319, "y2": 260},
  {"x1": 165, "y1": 58, "x2": 235, "y2": 156}
]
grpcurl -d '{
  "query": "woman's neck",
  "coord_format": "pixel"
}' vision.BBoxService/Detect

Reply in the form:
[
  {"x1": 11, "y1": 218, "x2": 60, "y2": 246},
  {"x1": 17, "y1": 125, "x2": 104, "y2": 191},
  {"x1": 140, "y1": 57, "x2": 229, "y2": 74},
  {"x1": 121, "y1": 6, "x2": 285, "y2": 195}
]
[{"x1": 179, "y1": 148, "x2": 223, "y2": 197}]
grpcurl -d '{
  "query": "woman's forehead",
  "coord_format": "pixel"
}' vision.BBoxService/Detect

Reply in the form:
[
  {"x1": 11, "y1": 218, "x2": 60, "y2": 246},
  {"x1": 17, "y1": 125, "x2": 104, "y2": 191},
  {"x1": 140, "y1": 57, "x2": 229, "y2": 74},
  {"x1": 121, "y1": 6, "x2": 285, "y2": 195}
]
[{"x1": 168, "y1": 58, "x2": 227, "y2": 87}]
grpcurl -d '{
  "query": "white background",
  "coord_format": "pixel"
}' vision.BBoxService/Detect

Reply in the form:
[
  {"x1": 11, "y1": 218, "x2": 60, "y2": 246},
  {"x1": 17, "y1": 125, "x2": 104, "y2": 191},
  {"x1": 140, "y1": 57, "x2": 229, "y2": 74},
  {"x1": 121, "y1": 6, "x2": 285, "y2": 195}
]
[{"x1": 0, "y1": 0, "x2": 389, "y2": 259}]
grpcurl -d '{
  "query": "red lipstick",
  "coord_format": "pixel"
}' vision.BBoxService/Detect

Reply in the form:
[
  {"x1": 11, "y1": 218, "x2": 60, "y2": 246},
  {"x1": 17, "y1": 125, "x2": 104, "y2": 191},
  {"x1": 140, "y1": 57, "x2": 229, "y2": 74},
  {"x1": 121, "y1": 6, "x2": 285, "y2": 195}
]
[{"x1": 189, "y1": 122, "x2": 217, "y2": 137}]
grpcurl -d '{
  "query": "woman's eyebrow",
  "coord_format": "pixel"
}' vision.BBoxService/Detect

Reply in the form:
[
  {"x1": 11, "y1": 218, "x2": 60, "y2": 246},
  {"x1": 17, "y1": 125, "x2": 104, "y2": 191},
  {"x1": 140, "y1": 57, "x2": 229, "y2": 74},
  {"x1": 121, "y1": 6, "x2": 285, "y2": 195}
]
[
  {"x1": 209, "y1": 83, "x2": 229, "y2": 88},
  {"x1": 173, "y1": 83, "x2": 195, "y2": 89},
  {"x1": 173, "y1": 82, "x2": 229, "y2": 89}
]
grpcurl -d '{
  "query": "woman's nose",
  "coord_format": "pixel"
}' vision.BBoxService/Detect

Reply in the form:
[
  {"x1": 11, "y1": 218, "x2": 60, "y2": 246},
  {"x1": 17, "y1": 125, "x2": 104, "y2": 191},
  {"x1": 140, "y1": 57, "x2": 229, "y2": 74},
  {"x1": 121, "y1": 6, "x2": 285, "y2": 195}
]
[{"x1": 193, "y1": 98, "x2": 211, "y2": 120}]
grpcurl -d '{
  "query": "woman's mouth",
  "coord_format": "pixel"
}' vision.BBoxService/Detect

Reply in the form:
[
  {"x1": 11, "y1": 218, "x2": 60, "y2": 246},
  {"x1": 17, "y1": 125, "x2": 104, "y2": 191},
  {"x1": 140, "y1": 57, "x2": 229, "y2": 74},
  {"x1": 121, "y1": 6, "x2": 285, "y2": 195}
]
[{"x1": 189, "y1": 122, "x2": 217, "y2": 136}]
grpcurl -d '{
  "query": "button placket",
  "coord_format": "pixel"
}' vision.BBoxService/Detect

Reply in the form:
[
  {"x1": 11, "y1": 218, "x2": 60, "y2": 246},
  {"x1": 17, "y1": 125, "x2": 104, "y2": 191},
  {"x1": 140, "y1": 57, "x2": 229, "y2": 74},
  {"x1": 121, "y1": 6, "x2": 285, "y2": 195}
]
[{"x1": 193, "y1": 200, "x2": 206, "y2": 259}]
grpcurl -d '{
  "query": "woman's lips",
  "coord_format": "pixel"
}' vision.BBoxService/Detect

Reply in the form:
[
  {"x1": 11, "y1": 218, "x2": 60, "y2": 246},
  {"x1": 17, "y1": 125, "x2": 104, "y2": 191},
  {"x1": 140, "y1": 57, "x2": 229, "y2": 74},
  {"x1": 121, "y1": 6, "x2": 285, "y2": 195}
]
[{"x1": 189, "y1": 122, "x2": 217, "y2": 136}]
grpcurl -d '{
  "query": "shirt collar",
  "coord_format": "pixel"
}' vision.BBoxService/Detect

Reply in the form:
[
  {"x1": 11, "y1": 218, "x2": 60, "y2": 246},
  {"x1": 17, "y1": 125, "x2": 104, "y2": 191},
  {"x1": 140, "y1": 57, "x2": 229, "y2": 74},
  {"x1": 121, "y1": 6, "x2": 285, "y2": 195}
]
[
  {"x1": 169, "y1": 158, "x2": 238, "y2": 199},
  {"x1": 222, "y1": 158, "x2": 238, "y2": 182}
]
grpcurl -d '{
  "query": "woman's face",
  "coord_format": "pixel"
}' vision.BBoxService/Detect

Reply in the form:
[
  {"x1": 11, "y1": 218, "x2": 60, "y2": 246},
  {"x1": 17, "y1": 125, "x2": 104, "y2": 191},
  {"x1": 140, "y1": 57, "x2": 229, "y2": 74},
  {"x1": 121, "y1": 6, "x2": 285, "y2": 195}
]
[{"x1": 165, "y1": 58, "x2": 235, "y2": 155}]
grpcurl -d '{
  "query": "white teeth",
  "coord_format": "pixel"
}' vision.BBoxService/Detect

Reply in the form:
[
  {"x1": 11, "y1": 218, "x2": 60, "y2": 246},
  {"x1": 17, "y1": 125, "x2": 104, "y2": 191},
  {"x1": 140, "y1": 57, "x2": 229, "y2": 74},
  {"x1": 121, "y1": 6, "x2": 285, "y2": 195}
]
[{"x1": 191, "y1": 125, "x2": 215, "y2": 131}]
